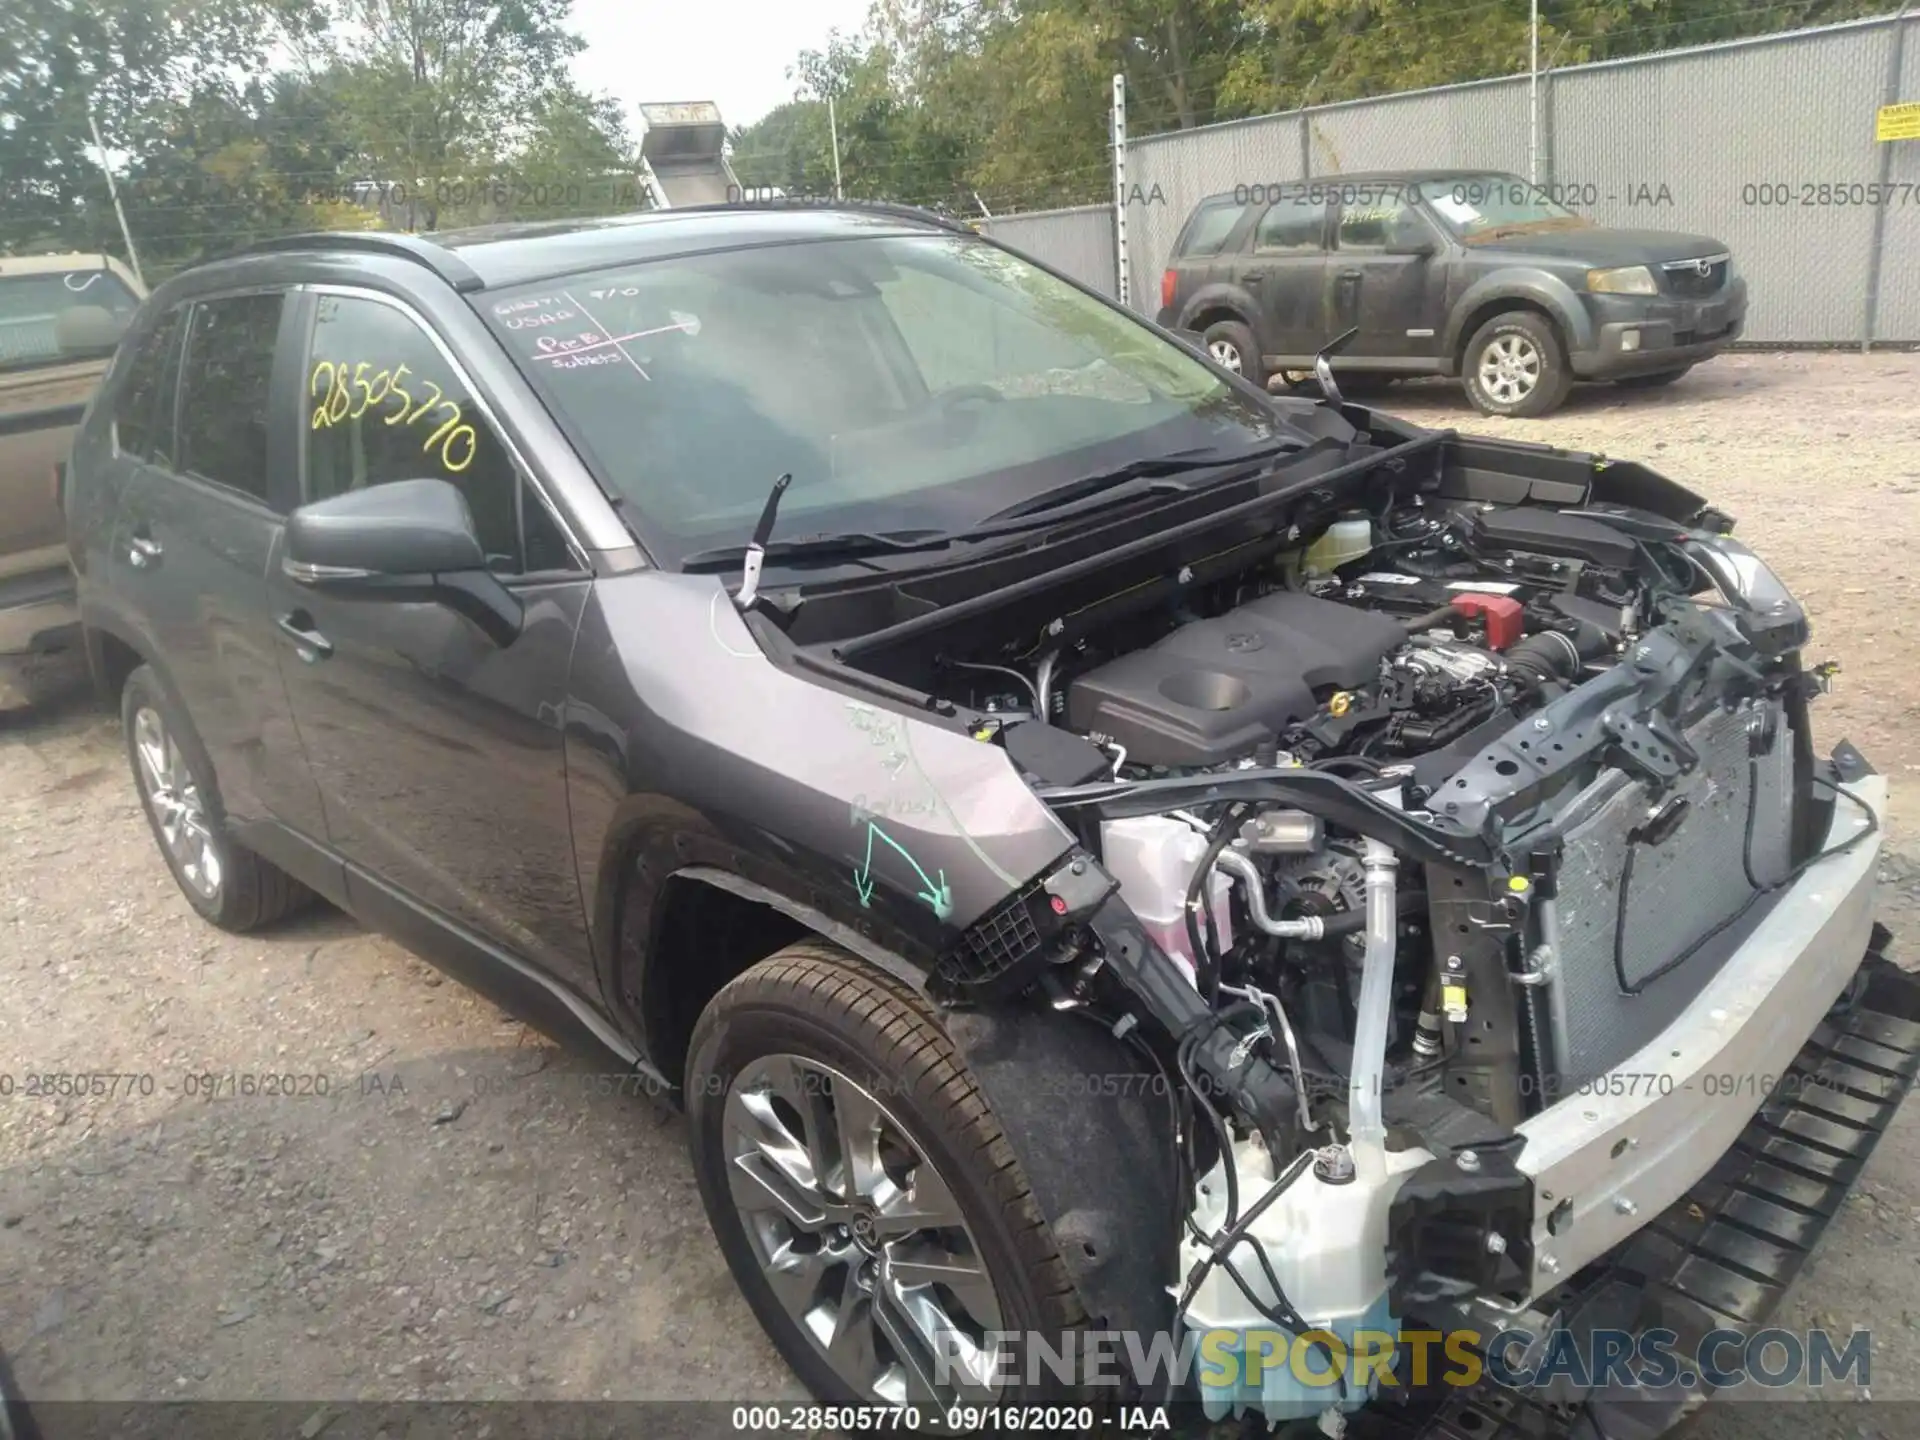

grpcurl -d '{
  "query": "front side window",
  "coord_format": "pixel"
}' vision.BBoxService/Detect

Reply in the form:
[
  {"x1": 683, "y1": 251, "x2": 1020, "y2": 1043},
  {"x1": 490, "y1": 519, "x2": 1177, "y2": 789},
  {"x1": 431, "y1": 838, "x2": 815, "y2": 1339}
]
[
  {"x1": 177, "y1": 293, "x2": 284, "y2": 503},
  {"x1": 479, "y1": 233, "x2": 1292, "y2": 564},
  {"x1": 303, "y1": 294, "x2": 571, "y2": 574},
  {"x1": 0, "y1": 267, "x2": 141, "y2": 372}
]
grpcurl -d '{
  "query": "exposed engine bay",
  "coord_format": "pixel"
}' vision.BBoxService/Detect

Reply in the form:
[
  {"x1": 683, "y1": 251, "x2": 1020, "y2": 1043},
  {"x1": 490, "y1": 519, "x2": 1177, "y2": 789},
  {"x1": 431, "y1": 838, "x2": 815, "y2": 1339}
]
[{"x1": 778, "y1": 419, "x2": 1867, "y2": 1429}]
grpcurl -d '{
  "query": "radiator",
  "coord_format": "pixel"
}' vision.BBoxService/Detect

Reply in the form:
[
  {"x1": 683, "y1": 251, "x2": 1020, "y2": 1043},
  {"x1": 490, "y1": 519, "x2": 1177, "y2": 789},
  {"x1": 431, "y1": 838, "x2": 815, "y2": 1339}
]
[{"x1": 1536, "y1": 699, "x2": 1796, "y2": 1087}]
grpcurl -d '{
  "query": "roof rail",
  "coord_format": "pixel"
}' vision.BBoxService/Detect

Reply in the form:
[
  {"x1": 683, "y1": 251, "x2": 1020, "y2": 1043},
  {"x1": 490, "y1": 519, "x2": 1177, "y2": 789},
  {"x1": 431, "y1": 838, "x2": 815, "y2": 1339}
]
[
  {"x1": 236, "y1": 232, "x2": 487, "y2": 292},
  {"x1": 657, "y1": 198, "x2": 976, "y2": 236}
]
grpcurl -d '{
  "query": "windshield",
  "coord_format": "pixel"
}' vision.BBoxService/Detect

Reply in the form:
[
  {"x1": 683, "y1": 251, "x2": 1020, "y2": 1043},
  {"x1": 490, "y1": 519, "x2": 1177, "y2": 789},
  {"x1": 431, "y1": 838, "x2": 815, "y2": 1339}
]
[
  {"x1": 0, "y1": 268, "x2": 140, "y2": 370},
  {"x1": 1422, "y1": 175, "x2": 1592, "y2": 241},
  {"x1": 479, "y1": 233, "x2": 1292, "y2": 564}
]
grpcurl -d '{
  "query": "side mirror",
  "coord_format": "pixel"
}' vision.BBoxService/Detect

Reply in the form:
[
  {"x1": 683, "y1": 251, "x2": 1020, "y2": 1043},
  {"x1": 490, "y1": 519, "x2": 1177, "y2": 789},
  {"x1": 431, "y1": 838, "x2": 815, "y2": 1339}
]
[
  {"x1": 1384, "y1": 237, "x2": 1436, "y2": 258},
  {"x1": 283, "y1": 478, "x2": 522, "y2": 647},
  {"x1": 55, "y1": 304, "x2": 128, "y2": 357}
]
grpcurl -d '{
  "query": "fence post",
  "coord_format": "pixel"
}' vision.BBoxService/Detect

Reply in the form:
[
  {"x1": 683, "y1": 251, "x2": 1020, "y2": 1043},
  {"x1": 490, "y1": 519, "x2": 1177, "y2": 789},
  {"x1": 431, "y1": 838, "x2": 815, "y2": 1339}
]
[
  {"x1": 1862, "y1": 8, "x2": 1912, "y2": 352},
  {"x1": 1111, "y1": 73, "x2": 1131, "y2": 309}
]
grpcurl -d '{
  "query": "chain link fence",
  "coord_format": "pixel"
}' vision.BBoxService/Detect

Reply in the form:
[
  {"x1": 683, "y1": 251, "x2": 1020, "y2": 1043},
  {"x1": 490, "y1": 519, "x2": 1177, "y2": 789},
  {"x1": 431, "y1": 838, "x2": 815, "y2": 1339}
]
[{"x1": 988, "y1": 12, "x2": 1920, "y2": 346}]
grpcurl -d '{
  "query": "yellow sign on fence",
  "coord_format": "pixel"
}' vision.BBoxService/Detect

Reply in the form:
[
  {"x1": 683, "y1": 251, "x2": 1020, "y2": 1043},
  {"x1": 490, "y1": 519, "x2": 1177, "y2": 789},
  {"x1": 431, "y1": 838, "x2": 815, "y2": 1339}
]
[{"x1": 1878, "y1": 101, "x2": 1920, "y2": 141}]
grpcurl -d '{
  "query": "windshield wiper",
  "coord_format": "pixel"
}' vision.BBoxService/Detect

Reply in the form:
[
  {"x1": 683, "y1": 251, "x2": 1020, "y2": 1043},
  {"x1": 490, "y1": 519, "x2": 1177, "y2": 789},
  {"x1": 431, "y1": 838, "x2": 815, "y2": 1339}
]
[
  {"x1": 965, "y1": 443, "x2": 1295, "y2": 530},
  {"x1": 685, "y1": 476, "x2": 956, "y2": 592}
]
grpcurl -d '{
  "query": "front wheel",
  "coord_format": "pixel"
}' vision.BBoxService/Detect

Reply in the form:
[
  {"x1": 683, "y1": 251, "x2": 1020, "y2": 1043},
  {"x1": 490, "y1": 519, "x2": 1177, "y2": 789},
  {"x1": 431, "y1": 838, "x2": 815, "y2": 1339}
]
[
  {"x1": 1461, "y1": 311, "x2": 1572, "y2": 417},
  {"x1": 686, "y1": 943, "x2": 1090, "y2": 1422}
]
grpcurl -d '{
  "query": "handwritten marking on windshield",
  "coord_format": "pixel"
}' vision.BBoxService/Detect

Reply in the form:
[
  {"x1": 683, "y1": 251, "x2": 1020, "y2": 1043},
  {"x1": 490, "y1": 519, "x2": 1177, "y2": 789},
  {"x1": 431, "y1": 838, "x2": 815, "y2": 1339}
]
[
  {"x1": 557, "y1": 291, "x2": 651, "y2": 381},
  {"x1": 530, "y1": 318, "x2": 697, "y2": 363},
  {"x1": 63, "y1": 272, "x2": 101, "y2": 292}
]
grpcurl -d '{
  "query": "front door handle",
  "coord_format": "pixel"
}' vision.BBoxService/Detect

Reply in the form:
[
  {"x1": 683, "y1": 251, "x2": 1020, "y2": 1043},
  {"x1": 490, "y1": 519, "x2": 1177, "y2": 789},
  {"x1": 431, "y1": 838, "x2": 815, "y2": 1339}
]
[
  {"x1": 127, "y1": 534, "x2": 163, "y2": 569},
  {"x1": 277, "y1": 612, "x2": 334, "y2": 662}
]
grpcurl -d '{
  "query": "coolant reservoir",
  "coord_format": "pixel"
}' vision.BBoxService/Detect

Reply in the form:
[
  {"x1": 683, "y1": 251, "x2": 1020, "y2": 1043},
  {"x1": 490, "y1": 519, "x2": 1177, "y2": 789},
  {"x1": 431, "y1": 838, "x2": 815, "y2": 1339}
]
[
  {"x1": 1099, "y1": 816, "x2": 1231, "y2": 987},
  {"x1": 1301, "y1": 514, "x2": 1372, "y2": 577}
]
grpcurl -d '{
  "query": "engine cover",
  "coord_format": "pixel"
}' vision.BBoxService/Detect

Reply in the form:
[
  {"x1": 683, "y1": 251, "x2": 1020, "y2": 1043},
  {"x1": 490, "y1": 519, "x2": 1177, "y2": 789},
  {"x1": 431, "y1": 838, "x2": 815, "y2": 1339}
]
[{"x1": 1065, "y1": 592, "x2": 1406, "y2": 767}]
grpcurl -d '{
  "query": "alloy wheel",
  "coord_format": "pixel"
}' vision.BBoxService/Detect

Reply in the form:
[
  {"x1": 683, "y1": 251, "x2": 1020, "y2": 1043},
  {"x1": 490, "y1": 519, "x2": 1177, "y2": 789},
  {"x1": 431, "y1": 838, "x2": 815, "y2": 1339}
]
[
  {"x1": 1208, "y1": 339, "x2": 1244, "y2": 372},
  {"x1": 1477, "y1": 333, "x2": 1542, "y2": 406},
  {"x1": 722, "y1": 1054, "x2": 1006, "y2": 1414},
  {"x1": 132, "y1": 706, "x2": 222, "y2": 900}
]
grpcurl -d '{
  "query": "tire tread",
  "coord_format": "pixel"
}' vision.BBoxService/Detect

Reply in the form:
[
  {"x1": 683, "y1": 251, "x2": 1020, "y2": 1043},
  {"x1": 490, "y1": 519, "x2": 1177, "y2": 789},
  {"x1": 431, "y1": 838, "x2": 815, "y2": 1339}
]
[{"x1": 698, "y1": 943, "x2": 1091, "y2": 1336}]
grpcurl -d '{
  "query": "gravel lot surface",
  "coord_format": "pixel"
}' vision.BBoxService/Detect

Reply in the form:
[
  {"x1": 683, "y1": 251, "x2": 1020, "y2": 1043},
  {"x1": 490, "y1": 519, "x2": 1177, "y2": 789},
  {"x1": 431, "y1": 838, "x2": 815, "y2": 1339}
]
[{"x1": 2, "y1": 352, "x2": 1918, "y2": 1436}]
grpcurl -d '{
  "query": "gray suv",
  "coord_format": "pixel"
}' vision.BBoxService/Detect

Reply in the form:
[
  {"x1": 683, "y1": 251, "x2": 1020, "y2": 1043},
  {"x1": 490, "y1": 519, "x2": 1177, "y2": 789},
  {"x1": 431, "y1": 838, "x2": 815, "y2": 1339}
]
[
  {"x1": 1157, "y1": 170, "x2": 1747, "y2": 416},
  {"x1": 64, "y1": 207, "x2": 1902, "y2": 1434}
]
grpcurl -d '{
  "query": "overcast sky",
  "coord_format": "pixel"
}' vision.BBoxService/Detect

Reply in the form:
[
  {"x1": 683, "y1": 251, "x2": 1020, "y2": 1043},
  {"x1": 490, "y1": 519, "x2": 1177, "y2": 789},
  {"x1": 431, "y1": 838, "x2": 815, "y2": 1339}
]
[{"x1": 569, "y1": 0, "x2": 878, "y2": 133}]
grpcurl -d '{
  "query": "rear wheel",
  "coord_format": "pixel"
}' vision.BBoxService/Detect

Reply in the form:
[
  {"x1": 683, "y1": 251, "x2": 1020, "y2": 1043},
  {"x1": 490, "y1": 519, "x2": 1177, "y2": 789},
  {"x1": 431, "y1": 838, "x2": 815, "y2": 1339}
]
[
  {"x1": 1201, "y1": 318, "x2": 1265, "y2": 388},
  {"x1": 686, "y1": 943, "x2": 1089, "y2": 1422},
  {"x1": 121, "y1": 665, "x2": 311, "y2": 932},
  {"x1": 1614, "y1": 365, "x2": 1692, "y2": 389},
  {"x1": 1461, "y1": 310, "x2": 1572, "y2": 417}
]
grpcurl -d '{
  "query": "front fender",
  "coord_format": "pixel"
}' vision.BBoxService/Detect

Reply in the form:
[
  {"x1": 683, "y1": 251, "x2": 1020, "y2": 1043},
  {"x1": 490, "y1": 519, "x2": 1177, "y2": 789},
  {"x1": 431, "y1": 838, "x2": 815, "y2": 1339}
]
[{"x1": 1444, "y1": 270, "x2": 1595, "y2": 367}]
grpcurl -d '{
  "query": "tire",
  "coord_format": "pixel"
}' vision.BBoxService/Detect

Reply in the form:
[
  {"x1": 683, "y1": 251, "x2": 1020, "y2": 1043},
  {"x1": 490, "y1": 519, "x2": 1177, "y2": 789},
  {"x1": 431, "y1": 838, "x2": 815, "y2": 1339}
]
[
  {"x1": 687, "y1": 943, "x2": 1090, "y2": 1419},
  {"x1": 1614, "y1": 365, "x2": 1692, "y2": 389},
  {"x1": 1461, "y1": 310, "x2": 1572, "y2": 418},
  {"x1": 1201, "y1": 318, "x2": 1266, "y2": 388},
  {"x1": 121, "y1": 665, "x2": 311, "y2": 932}
]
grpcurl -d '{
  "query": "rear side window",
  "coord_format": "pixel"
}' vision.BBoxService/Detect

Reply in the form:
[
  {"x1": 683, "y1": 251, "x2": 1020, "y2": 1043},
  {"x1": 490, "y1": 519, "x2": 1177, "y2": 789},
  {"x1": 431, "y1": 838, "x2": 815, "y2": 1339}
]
[
  {"x1": 113, "y1": 308, "x2": 186, "y2": 463},
  {"x1": 1253, "y1": 195, "x2": 1327, "y2": 253},
  {"x1": 177, "y1": 293, "x2": 285, "y2": 503},
  {"x1": 303, "y1": 293, "x2": 571, "y2": 574},
  {"x1": 1177, "y1": 203, "x2": 1244, "y2": 258},
  {"x1": 0, "y1": 268, "x2": 141, "y2": 371}
]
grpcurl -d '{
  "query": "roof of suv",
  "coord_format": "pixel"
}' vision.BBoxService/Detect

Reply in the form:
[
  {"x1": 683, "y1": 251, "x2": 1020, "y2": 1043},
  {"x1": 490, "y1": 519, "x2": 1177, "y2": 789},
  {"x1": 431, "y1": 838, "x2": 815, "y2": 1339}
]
[{"x1": 237, "y1": 203, "x2": 970, "y2": 294}]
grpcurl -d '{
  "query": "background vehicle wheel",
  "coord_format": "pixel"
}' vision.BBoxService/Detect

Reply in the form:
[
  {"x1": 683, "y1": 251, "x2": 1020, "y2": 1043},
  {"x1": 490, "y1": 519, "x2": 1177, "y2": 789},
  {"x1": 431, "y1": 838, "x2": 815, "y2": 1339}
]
[
  {"x1": 687, "y1": 943, "x2": 1090, "y2": 1420},
  {"x1": 1201, "y1": 319, "x2": 1265, "y2": 387},
  {"x1": 120, "y1": 665, "x2": 311, "y2": 932},
  {"x1": 1462, "y1": 311, "x2": 1572, "y2": 417},
  {"x1": 1614, "y1": 365, "x2": 1692, "y2": 389}
]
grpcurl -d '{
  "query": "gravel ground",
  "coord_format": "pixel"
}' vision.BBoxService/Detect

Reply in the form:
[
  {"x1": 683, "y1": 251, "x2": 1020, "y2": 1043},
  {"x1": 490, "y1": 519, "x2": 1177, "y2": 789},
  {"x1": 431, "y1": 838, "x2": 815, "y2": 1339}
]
[{"x1": 2, "y1": 351, "x2": 1919, "y2": 1435}]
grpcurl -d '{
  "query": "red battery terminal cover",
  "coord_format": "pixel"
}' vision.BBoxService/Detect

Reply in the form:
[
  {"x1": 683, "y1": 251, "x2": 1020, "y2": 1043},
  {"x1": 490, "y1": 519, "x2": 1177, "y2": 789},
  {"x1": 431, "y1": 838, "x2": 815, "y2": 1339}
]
[{"x1": 1449, "y1": 592, "x2": 1524, "y2": 650}]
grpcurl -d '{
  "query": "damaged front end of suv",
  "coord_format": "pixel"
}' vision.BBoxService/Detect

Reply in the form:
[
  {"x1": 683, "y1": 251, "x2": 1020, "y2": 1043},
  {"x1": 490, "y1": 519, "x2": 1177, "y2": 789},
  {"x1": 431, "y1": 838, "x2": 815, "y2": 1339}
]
[{"x1": 735, "y1": 393, "x2": 1907, "y2": 1433}]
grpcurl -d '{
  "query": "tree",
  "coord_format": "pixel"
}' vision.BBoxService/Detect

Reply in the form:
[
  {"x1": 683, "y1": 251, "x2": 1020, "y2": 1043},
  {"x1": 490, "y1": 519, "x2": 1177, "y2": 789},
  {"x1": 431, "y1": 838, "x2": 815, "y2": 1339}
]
[
  {"x1": 0, "y1": 0, "x2": 293, "y2": 257},
  {"x1": 307, "y1": 0, "x2": 591, "y2": 227}
]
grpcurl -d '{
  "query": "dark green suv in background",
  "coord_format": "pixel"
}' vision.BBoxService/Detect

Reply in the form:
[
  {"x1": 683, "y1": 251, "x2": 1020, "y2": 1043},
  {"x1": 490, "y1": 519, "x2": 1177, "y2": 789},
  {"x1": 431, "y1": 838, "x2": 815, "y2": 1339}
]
[{"x1": 1156, "y1": 169, "x2": 1747, "y2": 416}]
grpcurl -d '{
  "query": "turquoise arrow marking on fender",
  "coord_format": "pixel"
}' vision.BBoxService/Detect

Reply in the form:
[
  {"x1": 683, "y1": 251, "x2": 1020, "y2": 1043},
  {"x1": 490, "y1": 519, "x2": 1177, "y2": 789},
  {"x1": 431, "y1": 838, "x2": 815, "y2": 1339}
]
[{"x1": 852, "y1": 821, "x2": 952, "y2": 920}]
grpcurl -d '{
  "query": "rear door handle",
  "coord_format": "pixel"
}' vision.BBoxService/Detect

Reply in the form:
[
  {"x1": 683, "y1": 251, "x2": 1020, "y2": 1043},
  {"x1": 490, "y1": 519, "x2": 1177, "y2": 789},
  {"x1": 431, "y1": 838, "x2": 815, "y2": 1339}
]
[
  {"x1": 277, "y1": 612, "x2": 334, "y2": 662},
  {"x1": 128, "y1": 534, "x2": 163, "y2": 569}
]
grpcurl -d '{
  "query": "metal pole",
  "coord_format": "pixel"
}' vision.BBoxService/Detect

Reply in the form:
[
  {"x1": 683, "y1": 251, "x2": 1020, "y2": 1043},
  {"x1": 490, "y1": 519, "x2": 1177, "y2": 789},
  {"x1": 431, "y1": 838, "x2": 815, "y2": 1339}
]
[
  {"x1": 827, "y1": 94, "x2": 844, "y2": 199},
  {"x1": 1528, "y1": 0, "x2": 1541, "y2": 185},
  {"x1": 86, "y1": 101, "x2": 144, "y2": 288},
  {"x1": 1111, "y1": 72, "x2": 1130, "y2": 309},
  {"x1": 1862, "y1": 8, "x2": 1911, "y2": 351}
]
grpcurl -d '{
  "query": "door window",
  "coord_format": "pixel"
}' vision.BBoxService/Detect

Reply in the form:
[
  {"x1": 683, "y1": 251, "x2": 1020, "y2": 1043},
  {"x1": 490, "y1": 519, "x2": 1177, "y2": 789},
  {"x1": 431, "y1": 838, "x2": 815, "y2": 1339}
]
[
  {"x1": 177, "y1": 293, "x2": 285, "y2": 504},
  {"x1": 1253, "y1": 194, "x2": 1327, "y2": 253},
  {"x1": 113, "y1": 307, "x2": 186, "y2": 464},
  {"x1": 1335, "y1": 199, "x2": 1428, "y2": 252},
  {"x1": 302, "y1": 293, "x2": 572, "y2": 574}
]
